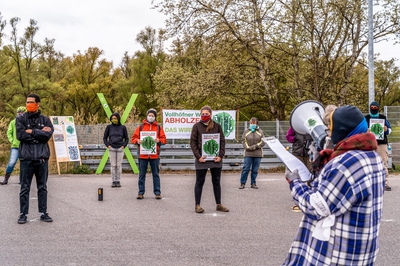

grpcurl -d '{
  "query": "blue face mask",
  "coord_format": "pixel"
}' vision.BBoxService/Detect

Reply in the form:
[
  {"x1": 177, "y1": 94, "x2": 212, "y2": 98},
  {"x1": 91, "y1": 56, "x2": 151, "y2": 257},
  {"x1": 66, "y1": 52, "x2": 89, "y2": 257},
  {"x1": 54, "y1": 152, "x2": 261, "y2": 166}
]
[
  {"x1": 370, "y1": 112, "x2": 379, "y2": 118},
  {"x1": 249, "y1": 124, "x2": 257, "y2": 132}
]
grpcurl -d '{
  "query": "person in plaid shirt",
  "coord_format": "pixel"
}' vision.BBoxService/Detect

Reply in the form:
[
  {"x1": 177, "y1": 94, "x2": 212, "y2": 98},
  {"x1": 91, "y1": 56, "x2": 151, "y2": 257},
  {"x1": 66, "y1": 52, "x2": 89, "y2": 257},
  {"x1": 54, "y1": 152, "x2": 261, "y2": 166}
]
[{"x1": 283, "y1": 105, "x2": 385, "y2": 266}]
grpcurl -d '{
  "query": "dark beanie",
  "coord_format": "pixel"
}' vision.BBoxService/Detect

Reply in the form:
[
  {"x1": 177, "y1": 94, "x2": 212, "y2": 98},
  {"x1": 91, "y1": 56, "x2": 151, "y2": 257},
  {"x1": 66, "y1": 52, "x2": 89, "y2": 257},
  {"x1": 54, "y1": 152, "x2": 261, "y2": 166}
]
[
  {"x1": 147, "y1": 108, "x2": 157, "y2": 118},
  {"x1": 370, "y1": 101, "x2": 379, "y2": 108},
  {"x1": 330, "y1": 105, "x2": 365, "y2": 145}
]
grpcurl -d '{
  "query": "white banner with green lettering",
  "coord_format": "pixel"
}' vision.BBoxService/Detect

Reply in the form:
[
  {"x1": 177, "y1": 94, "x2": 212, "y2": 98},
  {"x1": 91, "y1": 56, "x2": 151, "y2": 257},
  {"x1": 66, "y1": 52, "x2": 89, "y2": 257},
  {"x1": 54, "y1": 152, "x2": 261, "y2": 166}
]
[{"x1": 162, "y1": 109, "x2": 236, "y2": 139}]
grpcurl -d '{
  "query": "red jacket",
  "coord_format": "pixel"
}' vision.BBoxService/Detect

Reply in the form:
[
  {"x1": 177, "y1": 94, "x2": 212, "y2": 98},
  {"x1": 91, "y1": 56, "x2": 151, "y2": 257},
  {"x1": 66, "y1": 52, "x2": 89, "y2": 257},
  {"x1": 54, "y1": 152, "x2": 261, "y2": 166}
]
[{"x1": 131, "y1": 119, "x2": 167, "y2": 159}]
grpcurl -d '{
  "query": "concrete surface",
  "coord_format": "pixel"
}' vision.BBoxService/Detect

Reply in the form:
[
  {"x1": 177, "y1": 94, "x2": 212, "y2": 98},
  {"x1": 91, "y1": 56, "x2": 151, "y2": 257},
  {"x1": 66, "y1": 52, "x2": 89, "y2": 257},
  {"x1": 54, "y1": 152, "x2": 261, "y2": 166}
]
[{"x1": 0, "y1": 172, "x2": 399, "y2": 266}]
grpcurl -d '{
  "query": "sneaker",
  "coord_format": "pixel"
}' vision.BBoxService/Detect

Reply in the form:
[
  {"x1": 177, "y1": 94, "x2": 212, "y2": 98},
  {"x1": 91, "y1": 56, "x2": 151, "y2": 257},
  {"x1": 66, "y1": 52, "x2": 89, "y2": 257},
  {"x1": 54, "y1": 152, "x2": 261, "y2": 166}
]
[
  {"x1": 116, "y1": 181, "x2": 121, "y2": 187},
  {"x1": 216, "y1": 204, "x2": 229, "y2": 212},
  {"x1": 155, "y1": 194, "x2": 162, "y2": 200},
  {"x1": 385, "y1": 185, "x2": 392, "y2": 191},
  {"x1": 18, "y1": 214, "x2": 27, "y2": 224},
  {"x1": 251, "y1": 183, "x2": 258, "y2": 189},
  {"x1": 195, "y1": 205, "x2": 204, "y2": 213},
  {"x1": 136, "y1": 194, "x2": 144, "y2": 199},
  {"x1": 239, "y1": 184, "x2": 245, "y2": 189},
  {"x1": 40, "y1": 213, "x2": 53, "y2": 222},
  {"x1": 111, "y1": 182, "x2": 117, "y2": 188}
]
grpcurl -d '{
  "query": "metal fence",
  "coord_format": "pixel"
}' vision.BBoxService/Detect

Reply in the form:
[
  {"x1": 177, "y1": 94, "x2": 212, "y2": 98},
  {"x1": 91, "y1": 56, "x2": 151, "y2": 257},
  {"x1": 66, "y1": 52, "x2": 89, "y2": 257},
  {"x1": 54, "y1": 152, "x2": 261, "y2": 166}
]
[
  {"x1": 76, "y1": 106, "x2": 400, "y2": 170},
  {"x1": 75, "y1": 121, "x2": 292, "y2": 145},
  {"x1": 385, "y1": 106, "x2": 400, "y2": 143}
]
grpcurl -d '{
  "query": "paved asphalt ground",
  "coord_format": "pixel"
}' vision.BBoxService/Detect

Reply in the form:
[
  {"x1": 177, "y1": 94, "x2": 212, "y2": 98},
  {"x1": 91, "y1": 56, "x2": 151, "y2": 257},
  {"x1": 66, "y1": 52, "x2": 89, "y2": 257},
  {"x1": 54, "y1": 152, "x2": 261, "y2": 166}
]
[{"x1": 0, "y1": 172, "x2": 399, "y2": 266}]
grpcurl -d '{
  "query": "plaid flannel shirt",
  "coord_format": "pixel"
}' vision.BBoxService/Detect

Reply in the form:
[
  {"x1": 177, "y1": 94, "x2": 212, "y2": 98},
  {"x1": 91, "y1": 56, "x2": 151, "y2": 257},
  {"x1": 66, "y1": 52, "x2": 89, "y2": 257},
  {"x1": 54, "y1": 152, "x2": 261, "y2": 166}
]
[{"x1": 283, "y1": 150, "x2": 385, "y2": 266}]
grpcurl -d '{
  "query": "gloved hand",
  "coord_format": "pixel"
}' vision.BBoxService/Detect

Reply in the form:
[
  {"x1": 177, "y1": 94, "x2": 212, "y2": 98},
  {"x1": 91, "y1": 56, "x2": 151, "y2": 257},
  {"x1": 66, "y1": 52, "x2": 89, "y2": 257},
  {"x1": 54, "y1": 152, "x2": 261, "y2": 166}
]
[
  {"x1": 285, "y1": 169, "x2": 300, "y2": 183},
  {"x1": 308, "y1": 143, "x2": 320, "y2": 162}
]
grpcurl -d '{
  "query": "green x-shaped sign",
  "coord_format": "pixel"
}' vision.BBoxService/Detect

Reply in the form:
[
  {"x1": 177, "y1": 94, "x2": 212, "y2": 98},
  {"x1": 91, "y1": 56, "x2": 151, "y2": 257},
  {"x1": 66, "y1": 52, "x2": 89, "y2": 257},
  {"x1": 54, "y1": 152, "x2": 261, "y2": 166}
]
[{"x1": 96, "y1": 93, "x2": 139, "y2": 174}]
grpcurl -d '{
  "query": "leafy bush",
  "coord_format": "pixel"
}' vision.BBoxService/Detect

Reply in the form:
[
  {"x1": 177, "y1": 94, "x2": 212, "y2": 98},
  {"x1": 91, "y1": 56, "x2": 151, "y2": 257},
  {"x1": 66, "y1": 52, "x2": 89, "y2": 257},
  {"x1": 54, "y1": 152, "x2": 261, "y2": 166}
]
[{"x1": 70, "y1": 164, "x2": 93, "y2": 174}]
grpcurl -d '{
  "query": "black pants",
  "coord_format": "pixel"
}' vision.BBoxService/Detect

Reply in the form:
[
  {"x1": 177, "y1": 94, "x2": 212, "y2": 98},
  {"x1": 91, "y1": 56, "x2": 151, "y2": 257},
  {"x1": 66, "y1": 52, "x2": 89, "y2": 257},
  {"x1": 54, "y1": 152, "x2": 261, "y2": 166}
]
[
  {"x1": 19, "y1": 159, "x2": 49, "y2": 215},
  {"x1": 194, "y1": 168, "x2": 222, "y2": 205}
]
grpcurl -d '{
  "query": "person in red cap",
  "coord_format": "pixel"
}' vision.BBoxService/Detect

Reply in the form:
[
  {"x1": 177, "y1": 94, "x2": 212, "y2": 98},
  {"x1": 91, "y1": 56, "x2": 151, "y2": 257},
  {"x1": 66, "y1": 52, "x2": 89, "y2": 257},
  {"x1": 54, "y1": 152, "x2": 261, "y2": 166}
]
[{"x1": 365, "y1": 101, "x2": 392, "y2": 191}]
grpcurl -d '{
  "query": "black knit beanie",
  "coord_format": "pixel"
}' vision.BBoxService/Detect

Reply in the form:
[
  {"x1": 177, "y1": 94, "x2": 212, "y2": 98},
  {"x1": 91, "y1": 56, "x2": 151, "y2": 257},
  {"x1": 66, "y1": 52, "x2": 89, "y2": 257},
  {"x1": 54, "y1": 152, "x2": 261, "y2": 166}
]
[
  {"x1": 330, "y1": 105, "x2": 365, "y2": 145},
  {"x1": 370, "y1": 101, "x2": 379, "y2": 115},
  {"x1": 147, "y1": 108, "x2": 157, "y2": 118}
]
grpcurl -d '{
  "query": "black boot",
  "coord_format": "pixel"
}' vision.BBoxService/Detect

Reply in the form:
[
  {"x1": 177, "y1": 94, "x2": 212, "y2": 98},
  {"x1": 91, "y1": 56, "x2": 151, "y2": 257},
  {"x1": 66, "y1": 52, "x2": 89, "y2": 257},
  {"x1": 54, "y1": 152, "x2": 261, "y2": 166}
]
[{"x1": 0, "y1": 173, "x2": 11, "y2": 185}]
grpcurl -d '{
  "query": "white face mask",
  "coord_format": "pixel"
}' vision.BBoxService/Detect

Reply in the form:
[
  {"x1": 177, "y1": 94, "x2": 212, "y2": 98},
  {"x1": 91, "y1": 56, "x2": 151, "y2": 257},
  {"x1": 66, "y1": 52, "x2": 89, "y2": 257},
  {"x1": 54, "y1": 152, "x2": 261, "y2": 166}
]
[{"x1": 147, "y1": 116, "x2": 155, "y2": 123}]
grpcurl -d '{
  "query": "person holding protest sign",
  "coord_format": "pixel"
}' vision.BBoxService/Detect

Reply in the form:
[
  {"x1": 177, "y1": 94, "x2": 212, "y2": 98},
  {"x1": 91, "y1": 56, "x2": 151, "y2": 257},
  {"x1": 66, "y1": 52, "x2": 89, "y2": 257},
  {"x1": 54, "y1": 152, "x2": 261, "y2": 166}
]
[
  {"x1": 190, "y1": 105, "x2": 229, "y2": 213},
  {"x1": 131, "y1": 109, "x2": 167, "y2": 199},
  {"x1": 365, "y1": 101, "x2": 392, "y2": 191}
]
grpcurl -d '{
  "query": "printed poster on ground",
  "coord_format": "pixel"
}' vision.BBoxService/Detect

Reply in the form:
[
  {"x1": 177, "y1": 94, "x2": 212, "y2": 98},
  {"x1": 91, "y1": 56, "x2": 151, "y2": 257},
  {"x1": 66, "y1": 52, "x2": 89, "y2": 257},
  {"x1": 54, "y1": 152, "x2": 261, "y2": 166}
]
[
  {"x1": 50, "y1": 116, "x2": 81, "y2": 162},
  {"x1": 201, "y1": 133, "x2": 220, "y2": 161},
  {"x1": 140, "y1": 131, "x2": 157, "y2": 155},
  {"x1": 369, "y1": 118, "x2": 385, "y2": 140}
]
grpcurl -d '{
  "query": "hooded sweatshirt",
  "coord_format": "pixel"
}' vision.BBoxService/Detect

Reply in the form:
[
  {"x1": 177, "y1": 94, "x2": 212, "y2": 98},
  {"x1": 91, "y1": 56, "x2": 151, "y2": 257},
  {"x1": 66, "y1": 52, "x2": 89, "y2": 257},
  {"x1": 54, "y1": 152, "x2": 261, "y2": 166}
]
[{"x1": 103, "y1": 113, "x2": 129, "y2": 149}]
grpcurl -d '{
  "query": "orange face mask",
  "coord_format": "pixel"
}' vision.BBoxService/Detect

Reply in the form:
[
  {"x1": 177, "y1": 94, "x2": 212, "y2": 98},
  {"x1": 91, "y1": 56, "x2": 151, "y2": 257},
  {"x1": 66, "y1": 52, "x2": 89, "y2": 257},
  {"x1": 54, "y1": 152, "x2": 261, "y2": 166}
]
[{"x1": 26, "y1": 103, "x2": 39, "y2": 113}]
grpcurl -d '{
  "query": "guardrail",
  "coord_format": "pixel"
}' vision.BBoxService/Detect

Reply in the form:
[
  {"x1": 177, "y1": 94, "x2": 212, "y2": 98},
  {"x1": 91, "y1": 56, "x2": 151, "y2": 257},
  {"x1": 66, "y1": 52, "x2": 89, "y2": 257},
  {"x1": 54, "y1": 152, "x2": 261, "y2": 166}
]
[
  {"x1": 79, "y1": 144, "x2": 288, "y2": 171},
  {"x1": 79, "y1": 142, "x2": 395, "y2": 171}
]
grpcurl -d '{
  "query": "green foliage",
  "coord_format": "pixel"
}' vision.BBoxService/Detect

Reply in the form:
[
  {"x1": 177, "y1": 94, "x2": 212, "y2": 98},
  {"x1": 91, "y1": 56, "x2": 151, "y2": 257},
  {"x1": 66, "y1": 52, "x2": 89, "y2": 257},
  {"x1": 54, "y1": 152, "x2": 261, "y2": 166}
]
[
  {"x1": 1, "y1": 7, "x2": 400, "y2": 123},
  {"x1": 70, "y1": 164, "x2": 93, "y2": 174}
]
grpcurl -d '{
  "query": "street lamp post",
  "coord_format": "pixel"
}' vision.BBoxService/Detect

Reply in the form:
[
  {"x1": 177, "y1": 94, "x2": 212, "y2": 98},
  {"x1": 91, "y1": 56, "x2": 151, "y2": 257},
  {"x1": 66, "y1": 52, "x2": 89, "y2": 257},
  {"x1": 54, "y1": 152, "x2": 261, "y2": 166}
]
[{"x1": 368, "y1": 0, "x2": 374, "y2": 105}]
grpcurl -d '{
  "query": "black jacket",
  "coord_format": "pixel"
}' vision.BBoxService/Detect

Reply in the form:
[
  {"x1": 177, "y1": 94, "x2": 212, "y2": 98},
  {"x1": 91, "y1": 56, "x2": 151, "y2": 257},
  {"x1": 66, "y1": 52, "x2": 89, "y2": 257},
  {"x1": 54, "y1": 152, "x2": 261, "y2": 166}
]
[
  {"x1": 103, "y1": 113, "x2": 129, "y2": 149},
  {"x1": 16, "y1": 110, "x2": 54, "y2": 160}
]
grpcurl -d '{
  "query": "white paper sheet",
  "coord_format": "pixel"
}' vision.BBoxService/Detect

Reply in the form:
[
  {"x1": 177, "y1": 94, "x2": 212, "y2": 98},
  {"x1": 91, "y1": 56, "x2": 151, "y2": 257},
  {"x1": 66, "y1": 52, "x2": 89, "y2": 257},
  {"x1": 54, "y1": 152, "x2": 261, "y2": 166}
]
[{"x1": 263, "y1": 137, "x2": 312, "y2": 182}]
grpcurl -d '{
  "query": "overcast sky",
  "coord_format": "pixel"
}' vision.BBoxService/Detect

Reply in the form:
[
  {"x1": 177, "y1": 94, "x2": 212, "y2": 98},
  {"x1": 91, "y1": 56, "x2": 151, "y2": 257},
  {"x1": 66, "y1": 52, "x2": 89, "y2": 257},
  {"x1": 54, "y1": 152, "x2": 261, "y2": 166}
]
[{"x1": 1, "y1": 0, "x2": 399, "y2": 66}]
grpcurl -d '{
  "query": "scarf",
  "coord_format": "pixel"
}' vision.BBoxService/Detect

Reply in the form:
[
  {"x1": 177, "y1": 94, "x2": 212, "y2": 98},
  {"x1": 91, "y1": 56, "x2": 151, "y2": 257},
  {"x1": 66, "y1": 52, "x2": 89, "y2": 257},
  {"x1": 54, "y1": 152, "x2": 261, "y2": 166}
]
[{"x1": 313, "y1": 132, "x2": 377, "y2": 172}]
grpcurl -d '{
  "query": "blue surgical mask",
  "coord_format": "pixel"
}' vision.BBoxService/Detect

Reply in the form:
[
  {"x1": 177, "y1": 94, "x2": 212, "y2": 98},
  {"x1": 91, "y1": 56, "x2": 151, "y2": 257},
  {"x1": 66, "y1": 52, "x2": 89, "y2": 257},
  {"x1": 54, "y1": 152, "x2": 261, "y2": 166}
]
[{"x1": 249, "y1": 124, "x2": 257, "y2": 132}]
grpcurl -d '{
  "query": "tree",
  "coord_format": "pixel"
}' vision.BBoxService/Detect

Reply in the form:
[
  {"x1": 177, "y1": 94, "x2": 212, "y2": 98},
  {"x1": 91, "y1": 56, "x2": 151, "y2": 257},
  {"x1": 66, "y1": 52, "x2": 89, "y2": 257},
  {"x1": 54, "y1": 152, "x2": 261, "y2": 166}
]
[
  {"x1": 374, "y1": 58, "x2": 400, "y2": 107},
  {"x1": 115, "y1": 27, "x2": 167, "y2": 119},
  {"x1": 61, "y1": 47, "x2": 119, "y2": 123},
  {"x1": 153, "y1": 0, "x2": 400, "y2": 118},
  {"x1": 0, "y1": 17, "x2": 56, "y2": 117}
]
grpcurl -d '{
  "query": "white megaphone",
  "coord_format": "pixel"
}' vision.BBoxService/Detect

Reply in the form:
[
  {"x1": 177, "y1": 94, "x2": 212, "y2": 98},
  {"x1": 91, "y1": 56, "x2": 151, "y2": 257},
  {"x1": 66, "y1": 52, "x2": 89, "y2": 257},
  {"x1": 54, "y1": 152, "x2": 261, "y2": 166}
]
[{"x1": 289, "y1": 100, "x2": 328, "y2": 150}]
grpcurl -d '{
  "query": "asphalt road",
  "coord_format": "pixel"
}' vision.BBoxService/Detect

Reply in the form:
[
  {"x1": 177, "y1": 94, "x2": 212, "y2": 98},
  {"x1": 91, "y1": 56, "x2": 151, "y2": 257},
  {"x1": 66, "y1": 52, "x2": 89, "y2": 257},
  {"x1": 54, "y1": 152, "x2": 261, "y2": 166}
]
[{"x1": 0, "y1": 172, "x2": 398, "y2": 266}]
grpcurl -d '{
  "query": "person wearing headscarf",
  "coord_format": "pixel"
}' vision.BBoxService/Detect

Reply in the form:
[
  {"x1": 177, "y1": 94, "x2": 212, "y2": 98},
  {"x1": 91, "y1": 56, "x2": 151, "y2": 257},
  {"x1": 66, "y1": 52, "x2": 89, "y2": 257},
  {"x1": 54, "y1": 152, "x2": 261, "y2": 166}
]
[
  {"x1": 283, "y1": 105, "x2": 385, "y2": 265},
  {"x1": 365, "y1": 101, "x2": 392, "y2": 191}
]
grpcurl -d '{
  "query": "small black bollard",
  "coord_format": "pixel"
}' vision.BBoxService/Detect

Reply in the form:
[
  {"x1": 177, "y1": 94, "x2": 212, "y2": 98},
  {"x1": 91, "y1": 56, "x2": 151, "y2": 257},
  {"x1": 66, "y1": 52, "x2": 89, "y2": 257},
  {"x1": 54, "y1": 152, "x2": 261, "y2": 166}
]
[{"x1": 98, "y1": 188, "x2": 103, "y2": 201}]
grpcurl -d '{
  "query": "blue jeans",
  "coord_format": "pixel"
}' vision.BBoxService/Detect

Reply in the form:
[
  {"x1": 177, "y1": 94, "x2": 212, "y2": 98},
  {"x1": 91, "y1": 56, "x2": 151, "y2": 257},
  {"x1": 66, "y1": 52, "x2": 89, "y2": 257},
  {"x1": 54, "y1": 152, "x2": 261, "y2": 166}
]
[
  {"x1": 6, "y1": 148, "x2": 19, "y2": 173},
  {"x1": 240, "y1": 157, "x2": 262, "y2": 185},
  {"x1": 138, "y1": 158, "x2": 161, "y2": 195}
]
